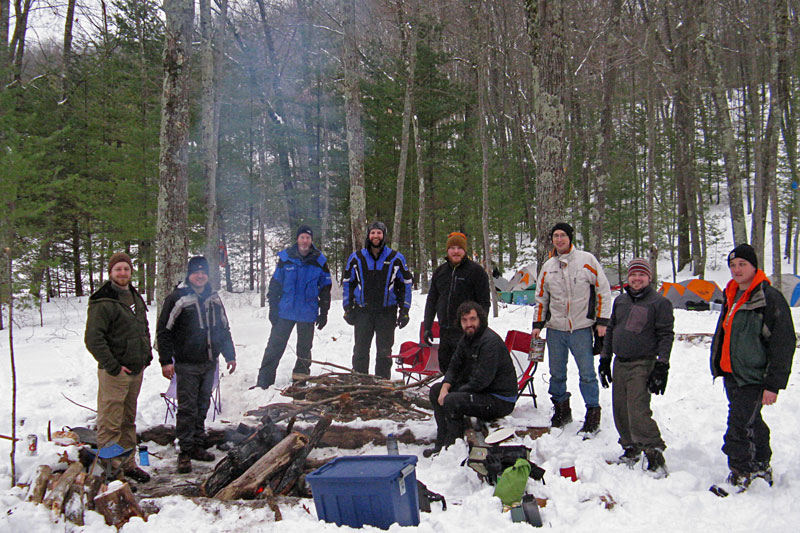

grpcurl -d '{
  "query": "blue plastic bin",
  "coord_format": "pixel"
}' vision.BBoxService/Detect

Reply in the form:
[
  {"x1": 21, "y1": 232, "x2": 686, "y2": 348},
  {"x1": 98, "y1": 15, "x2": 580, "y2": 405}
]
[{"x1": 306, "y1": 455, "x2": 420, "y2": 529}]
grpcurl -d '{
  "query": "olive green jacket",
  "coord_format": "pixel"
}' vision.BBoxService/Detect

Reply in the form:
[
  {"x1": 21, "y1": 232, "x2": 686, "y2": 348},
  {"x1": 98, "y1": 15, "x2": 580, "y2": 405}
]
[{"x1": 84, "y1": 281, "x2": 153, "y2": 375}]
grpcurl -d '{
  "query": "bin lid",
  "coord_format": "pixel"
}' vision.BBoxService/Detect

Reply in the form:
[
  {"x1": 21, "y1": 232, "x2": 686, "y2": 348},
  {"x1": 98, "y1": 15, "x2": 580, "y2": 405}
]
[{"x1": 308, "y1": 455, "x2": 417, "y2": 481}]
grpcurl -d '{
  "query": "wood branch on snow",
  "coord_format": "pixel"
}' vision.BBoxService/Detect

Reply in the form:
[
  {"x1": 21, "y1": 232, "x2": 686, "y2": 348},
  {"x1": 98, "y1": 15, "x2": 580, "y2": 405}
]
[
  {"x1": 94, "y1": 481, "x2": 145, "y2": 527},
  {"x1": 214, "y1": 431, "x2": 308, "y2": 501},
  {"x1": 138, "y1": 425, "x2": 226, "y2": 447}
]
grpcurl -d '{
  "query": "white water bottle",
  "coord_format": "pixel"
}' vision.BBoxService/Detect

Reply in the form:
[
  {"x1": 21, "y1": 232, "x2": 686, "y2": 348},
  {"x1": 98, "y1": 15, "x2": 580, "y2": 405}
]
[{"x1": 386, "y1": 433, "x2": 399, "y2": 455}]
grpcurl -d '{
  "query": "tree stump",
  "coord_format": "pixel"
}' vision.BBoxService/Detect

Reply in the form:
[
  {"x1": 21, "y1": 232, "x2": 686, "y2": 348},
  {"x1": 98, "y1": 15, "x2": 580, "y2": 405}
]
[{"x1": 94, "y1": 482, "x2": 145, "y2": 527}]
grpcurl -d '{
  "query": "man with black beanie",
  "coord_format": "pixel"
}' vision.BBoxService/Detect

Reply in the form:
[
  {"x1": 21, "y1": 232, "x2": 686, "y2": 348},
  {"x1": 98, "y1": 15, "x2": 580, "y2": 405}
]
[
  {"x1": 157, "y1": 256, "x2": 237, "y2": 473},
  {"x1": 710, "y1": 243, "x2": 795, "y2": 492}
]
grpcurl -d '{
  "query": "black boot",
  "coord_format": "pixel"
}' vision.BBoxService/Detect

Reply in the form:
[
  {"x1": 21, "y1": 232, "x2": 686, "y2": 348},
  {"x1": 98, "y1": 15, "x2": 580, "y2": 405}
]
[
  {"x1": 551, "y1": 399, "x2": 573, "y2": 428},
  {"x1": 644, "y1": 447, "x2": 666, "y2": 475},
  {"x1": 578, "y1": 406, "x2": 601, "y2": 437},
  {"x1": 616, "y1": 446, "x2": 642, "y2": 467}
]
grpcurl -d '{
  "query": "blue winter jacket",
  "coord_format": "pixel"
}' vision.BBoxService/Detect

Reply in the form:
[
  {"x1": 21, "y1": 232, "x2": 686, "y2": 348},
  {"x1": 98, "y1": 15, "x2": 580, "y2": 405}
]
[
  {"x1": 342, "y1": 245, "x2": 412, "y2": 311},
  {"x1": 268, "y1": 244, "x2": 332, "y2": 323}
]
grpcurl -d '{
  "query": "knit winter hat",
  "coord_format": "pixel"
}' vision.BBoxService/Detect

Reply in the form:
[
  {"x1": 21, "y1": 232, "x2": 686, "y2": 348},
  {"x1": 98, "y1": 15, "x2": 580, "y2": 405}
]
[
  {"x1": 627, "y1": 258, "x2": 652, "y2": 280},
  {"x1": 367, "y1": 221, "x2": 388, "y2": 236},
  {"x1": 727, "y1": 243, "x2": 758, "y2": 269},
  {"x1": 446, "y1": 232, "x2": 467, "y2": 250},
  {"x1": 296, "y1": 225, "x2": 313, "y2": 239},
  {"x1": 187, "y1": 256, "x2": 209, "y2": 275},
  {"x1": 108, "y1": 252, "x2": 133, "y2": 274},
  {"x1": 550, "y1": 222, "x2": 574, "y2": 243}
]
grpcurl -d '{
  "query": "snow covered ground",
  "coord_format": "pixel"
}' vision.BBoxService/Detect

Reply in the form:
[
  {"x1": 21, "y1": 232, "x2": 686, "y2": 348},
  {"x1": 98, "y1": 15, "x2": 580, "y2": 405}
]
[{"x1": 1, "y1": 277, "x2": 799, "y2": 532}]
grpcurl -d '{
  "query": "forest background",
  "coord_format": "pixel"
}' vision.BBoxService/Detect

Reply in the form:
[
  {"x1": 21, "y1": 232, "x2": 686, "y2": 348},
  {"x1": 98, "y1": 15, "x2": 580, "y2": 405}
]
[{"x1": 1, "y1": 0, "x2": 798, "y2": 318}]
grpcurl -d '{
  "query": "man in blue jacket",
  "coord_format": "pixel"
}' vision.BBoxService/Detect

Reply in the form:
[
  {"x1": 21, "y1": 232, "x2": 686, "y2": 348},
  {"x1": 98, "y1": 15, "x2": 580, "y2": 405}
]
[
  {"x1": 255, "y1": 225, "x2": 332, "y2": 388},
  {"x1": 343, "y1": 221, "x2": 412, "y2": 379}
]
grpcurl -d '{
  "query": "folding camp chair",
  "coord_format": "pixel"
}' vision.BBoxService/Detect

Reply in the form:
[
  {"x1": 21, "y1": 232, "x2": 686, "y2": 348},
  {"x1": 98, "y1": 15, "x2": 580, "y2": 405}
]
[
  {"x1": 161, "y1": 360, "x2": 223, "y2": 424},
  {"x1": 504, "y1": 330, "x2": 538, "y2": 408},
  {"x1": 392, "y1": 322, "x2": 441, "y2": 385}
]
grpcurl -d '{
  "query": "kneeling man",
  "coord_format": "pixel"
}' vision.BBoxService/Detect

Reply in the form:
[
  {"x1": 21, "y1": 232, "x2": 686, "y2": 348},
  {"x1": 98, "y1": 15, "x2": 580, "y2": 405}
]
[{"x1": 425, "y1": 301, "x2": 517, "y2": 457}]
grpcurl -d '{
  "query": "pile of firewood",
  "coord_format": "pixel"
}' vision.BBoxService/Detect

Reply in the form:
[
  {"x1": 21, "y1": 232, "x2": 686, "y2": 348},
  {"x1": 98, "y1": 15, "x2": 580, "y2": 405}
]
[
  {"x1": 247, "y1": 372, "x2": 435, "y2": 423},
  {"x1": 25, "y1": 456, "x2": 145, "y2": 528}
]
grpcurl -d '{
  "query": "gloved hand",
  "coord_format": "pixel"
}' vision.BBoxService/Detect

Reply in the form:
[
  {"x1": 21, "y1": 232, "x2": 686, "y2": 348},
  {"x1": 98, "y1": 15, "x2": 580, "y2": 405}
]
[
  {"x1": 396, "y1": 308, "x2": 410, "y2": 329},
  {"x1": 647, "y1": 361, "x2": 669, "y2": 395},
  {"x1": 598, "y1": 357, "x2": 612, "y2": 388},
  {"x1": 268, "y1": 307, "x2": 278, "y2": 326},
  {"x1": 343, "y1": 306, "x2": 357, "y2": 326},
  {"x1": 423, "y1": 327, "x2": 434, "y2": 345},
  {"x1": 315, "y1": 313, "x2": 328, "y2": 330}
]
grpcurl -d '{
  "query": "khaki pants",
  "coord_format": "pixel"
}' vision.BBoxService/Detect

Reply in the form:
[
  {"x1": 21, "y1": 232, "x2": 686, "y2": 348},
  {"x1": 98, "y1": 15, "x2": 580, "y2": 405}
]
[{"x1": 97, "y1": 368, "x2": 143, "y2": 466}]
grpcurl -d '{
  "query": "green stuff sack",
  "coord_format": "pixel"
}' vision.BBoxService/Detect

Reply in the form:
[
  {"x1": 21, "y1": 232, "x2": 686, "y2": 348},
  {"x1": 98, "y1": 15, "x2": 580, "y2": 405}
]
[{"x1": 493, "y1": 458, "x2": 531, "y2": 506}]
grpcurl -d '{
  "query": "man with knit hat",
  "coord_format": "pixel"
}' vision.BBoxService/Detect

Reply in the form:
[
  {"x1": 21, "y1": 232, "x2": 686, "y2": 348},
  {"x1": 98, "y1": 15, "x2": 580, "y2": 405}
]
[
  {"x1": 532, "y1": 222, "x2": 612, "y2": 436},
  {"x1": 343, "y1": 221, "x2": 413, "y2": 379},
  {"x1": 84, "y1": 252, "x2": 152, "y2": 483},
  {"x1": 157, "y1": 256, "x2": 236, "y2": 473},
  {"x1": 423, "y1": 232, "x2": 491, "y2": 373},
  {"x1": 599, "y1": 258, "x2": 674, "y2": 474},
  {"x1": 255, "y1": 225, "x2": 332, "y2": 389},
  {"x1": 710, "y1": 244, "x2": 795, "y2": 492}
]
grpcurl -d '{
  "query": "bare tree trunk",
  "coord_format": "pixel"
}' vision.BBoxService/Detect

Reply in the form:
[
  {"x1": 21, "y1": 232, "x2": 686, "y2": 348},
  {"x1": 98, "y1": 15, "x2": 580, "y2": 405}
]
[
  {"x1": 8, "y1": 0, "x2": 32, "y2": 82},
  {"x1": 6, "y1": 248, "x2": 15, "y2": 487},
  {"x1": 769, "y1": 0, "x2": 789, "y2": 290},
  {"x1": 0, "y1": 0, "x2": 9, "y2": 75},
  {"x1": 391, "y1": 6, "x2": 417, "y2": 249},
  {"x1": 646, "y1": 77, "x2": 658, "y2": 283},
  {"x1": 526, "y1": 0, "x2": 567, "y2": 266},
  {"x1": 413, "y1": 115, "x2": 428, "y2": 293},
  {"x1": 343, "y1": 0, "x2": 366, "y2": 252},
  {"x1": 200, "y1": 0, "x2": 227, "y2": 290},
  {"x1": 156, "y1": 0, "x2": 194, "y2": 310}
]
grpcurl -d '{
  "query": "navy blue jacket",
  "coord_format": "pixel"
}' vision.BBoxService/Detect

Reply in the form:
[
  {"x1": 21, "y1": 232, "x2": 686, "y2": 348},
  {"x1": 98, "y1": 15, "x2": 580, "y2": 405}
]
[
  {"x1": 342, "y1": 245, "x2": 412, "y2": 311},
  {"x1": 268, "y1": 244, "x2": 332, "y2": 323}
]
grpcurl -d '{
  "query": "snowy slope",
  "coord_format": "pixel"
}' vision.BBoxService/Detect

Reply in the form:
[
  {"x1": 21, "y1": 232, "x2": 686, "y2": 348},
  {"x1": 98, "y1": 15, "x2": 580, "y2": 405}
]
[{"x1": 1, "y1": 287, "x2": 799, "y2": 532}]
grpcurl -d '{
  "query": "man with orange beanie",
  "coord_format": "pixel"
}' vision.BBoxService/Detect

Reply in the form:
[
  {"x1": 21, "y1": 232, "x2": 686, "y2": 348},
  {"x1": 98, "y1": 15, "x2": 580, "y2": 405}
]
[{"x1": 710, "y1": 243, "x2": 795, "y2": 492}]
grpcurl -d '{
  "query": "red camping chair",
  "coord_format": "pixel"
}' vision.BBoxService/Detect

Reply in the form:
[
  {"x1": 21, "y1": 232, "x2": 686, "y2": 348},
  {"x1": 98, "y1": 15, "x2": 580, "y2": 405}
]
[
  {"x1": 505, "y1": 330, "x2": 538, "y2": 408},
  {"x1": 392, "y1": 322, "x2": 441, "y2": 385}
]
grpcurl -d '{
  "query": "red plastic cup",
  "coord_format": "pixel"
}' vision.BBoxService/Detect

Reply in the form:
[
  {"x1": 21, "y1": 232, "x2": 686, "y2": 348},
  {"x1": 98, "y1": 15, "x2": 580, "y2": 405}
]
[{"x1": 559, "y1": 465, "x2": 578, "y2": 482}]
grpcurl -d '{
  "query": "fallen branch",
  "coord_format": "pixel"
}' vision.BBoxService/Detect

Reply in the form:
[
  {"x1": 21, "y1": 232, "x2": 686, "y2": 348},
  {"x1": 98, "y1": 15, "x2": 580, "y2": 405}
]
[{"x1": 61, "y1": 393, "x2": 97, "y2": 413}]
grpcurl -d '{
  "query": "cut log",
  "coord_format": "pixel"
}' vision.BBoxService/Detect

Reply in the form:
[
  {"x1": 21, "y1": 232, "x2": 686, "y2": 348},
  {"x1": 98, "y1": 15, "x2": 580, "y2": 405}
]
[
  {"x1": 64, "y1": 472, "x2": 86, "y2": 526},
  {"x1": 94, "y1": 481, "x2": 145, "y2": 527},
  {"x1": 44, "y1": 462, "x2": 84, "y2": 514},
  {"x1": 202, "y1": 419, "x2": 285, "y2": 497},
  {"x1": 316, "y1": 426, "x2": 428, "y2": 449},
  {"x1": 275, "y1": 416, "x2": 332, "y2": 495},
  {"x1": 27, "y1": 465, "x2": 53, "y2": 503},
  {"x1": 138, "y1": 425, "x2": 226, "y2": 448},
  {"x1": 84, "y1": 474, "x2": 104, "y2": 510},
  {"x1": 214, "y1": 432, "x2": 308, "y2": 501}
]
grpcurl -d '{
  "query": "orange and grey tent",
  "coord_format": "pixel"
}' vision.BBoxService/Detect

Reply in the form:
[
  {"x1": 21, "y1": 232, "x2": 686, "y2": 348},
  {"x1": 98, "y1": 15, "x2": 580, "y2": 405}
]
[
  {"x1": 769, "y1": 274, "x2": 800, "y2": 307},
  {"x1": 658, "y1": 279, "x2": 724, "y2": 309}
]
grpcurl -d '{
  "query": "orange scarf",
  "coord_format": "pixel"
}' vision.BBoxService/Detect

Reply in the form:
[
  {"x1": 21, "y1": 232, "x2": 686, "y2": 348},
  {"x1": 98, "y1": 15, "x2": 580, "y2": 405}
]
[{"x1": 720, "y1": 269, "x2": 769, "y2": 372}]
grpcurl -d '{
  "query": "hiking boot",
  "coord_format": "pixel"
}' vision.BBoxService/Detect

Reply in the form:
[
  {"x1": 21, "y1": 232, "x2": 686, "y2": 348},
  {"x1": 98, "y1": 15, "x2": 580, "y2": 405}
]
[
  {"x1": 422, "y1": 445, "x2": 442, "y2": 458},
  {"x1": 577, "y1": 406, "x2": 601, "y2": 437},
  {"x1": 123, "y1": 465, "x2": 151, "y2": 483},
  {"x1": 644, "y1": 448, "x2": 666, "y2": 474},
  {"x1": 752, "y1": 462, "x2": 773, "y2": 487},
  {"x1": 550, "y1": 399, "x2": 573, "y2": 428},
  {"x1": 617, "y1": 446, "x2": 642, "y2": 467},
  {"x1": 189, "y1": 447, "x2": 216, "y2": 462},
  {"x1": 177, "y1": 453, "x2": 192, "y2": 474},
  {"x1": 726, "y1": 468, "x2": 753, "y2": 492}
]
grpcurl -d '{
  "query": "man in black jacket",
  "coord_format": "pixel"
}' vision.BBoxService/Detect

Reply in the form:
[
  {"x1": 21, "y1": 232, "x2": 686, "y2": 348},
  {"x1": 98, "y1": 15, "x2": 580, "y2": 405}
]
[
  {"x1": 423, "y1": 232, "x2": 491, "y2": 373},
  {"x1": 599, "y1": 258, "x2": 674, "y2": 474},
  {"x1": 709, "y1": 244, "x2": 795, "y2": 491},
  {"x1": 424, "y1": 301, "x2": 517, "y2": 457},
  {"x1": 157, "y1": 256, "x2": 236, "y2": 474}
]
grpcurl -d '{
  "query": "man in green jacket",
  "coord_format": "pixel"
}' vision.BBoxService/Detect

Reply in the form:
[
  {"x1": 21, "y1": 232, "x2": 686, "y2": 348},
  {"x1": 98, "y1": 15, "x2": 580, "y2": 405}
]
[
  {"x1": 84, "y1": 252, "x2": 153, "y2": 483},
  {"x1": 711, "y1": 244, "x2": 795, "y2": 492}
]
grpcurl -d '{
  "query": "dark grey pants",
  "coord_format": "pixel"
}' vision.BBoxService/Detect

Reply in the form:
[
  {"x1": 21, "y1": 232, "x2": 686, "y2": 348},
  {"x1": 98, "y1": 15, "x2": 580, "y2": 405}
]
[
  {"x1": 352, "y1": 308, "x2": 396, "y2": 379},
  {"x1": 430, "y1": 382, "x2": 515, "y2": 447},
  {"x1": 256, "y1": 318, "x2": 314, "y2": 388},
  {"x1": 612, "y1": 359, "x2": 664, "y2": 450},
  {"x1": 723, "y1": 376, "x2": 771, "y2": 473},
  {"x1": 436, "y1": 328, "x2": 463, "y2": 375},
  {"x1": 175, "y1": 360, "x2": 216, "y2": 453}
]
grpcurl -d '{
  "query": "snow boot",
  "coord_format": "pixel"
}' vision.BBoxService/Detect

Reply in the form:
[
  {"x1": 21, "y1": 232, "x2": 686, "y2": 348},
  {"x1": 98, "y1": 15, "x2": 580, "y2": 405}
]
[
  {"x1": 752, "y1": 462, "x2": 773, "y2": 487},
  {"x1": 725, "y1": 468, "x2": 753, "y2": 493},
  {"x1": 577, "y1": 406, "x2": 601, "y2": 438},
  {"x1": 123, "y1": 465, "x2": 151, "y2": 483},
  {"x1": 190, "y1": 447, "x2": 216, "y2": 462},
  {"x1": 616, "y1": 446, "x2": 642, "y2": 468},
  {"x1": 550, "y1": 399, "x2": 573, "y2": 428},
  {"x1": 422, "y1": 445, "x2": 442, "y2": 458},
  {"x1": 177, "y1": 452, "x2": 192, "y2": 474},
  {"x1": 644, "y1": 448, "x2": 666, "y2": 476}
]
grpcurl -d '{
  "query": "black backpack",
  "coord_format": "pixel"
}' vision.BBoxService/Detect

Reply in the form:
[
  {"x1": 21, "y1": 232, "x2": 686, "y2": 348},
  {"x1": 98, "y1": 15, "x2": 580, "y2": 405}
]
[{"x1": 464, "y1": 444, "x2": 546, "y2": 485}]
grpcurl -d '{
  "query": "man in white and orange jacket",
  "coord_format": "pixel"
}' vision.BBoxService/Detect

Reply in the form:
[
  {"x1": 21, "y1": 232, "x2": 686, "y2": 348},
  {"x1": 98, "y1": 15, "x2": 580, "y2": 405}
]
[{"x1": 532, "y1": 222, "x2": 612, "y2": 436}]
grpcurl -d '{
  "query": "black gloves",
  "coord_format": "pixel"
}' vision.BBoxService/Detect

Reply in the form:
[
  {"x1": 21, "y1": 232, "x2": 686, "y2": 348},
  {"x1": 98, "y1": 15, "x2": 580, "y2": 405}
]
[
  {"x1": 647, "y1": 362, "x2": 669, "y2": 395},
  {"x1": 315, "y1": 313, "x2": 328, "y2": 330},
  {"x1": 343, "y1": 306, "x2": 357, "y2": 326},
  {"x1": 268, "y1": 307, "x2": 278, "y2": 326},
  {"x1": 422, "y1": 327, "x2": 434, "y2": 345},
  {"x1": 397, "y1": 308, "x2": 410, "y2": 329},
  {"x1": 598, "y1": 357, "x2": 612, "y2": 388}
]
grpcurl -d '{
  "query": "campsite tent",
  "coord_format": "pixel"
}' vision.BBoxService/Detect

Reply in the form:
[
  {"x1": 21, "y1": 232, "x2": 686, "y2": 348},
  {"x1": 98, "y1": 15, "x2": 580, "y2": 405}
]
[
  {"x1": 769, "y1": 274, "x2": 800, "y2": 307},
  {"x1": 658, "y1": 279, "x2": 724, "y2": 309}
]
